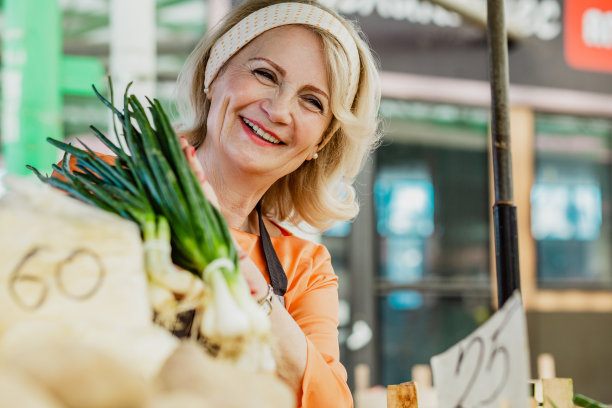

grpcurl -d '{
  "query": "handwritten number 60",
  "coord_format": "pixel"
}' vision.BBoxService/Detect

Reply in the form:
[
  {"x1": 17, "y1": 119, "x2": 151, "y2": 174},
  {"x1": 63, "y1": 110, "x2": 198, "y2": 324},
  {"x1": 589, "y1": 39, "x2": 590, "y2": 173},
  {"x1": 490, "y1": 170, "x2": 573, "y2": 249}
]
[
  {"x1": 8, "y1": 247, "x2": 49, "y2": 310},
  {"x1": 55, "y1": 249, "x2": 105, "y2": 300},
  {"x1": 9, "y1": 246, "x2": 105, "y2": 310}
]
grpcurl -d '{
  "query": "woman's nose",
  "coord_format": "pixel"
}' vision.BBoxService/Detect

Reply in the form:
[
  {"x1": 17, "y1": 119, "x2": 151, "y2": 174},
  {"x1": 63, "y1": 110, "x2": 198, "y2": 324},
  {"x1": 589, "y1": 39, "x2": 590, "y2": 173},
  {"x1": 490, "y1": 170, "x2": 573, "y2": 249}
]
[{"x1": 262, "y1": 91, "x2": 292, "y2": 124}]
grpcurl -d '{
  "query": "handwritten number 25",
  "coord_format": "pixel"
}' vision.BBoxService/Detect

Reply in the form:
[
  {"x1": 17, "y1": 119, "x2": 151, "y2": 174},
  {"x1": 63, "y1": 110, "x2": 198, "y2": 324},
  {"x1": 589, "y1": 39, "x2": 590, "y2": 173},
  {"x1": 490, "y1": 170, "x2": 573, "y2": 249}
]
[
  {"x1": 454, "y1": 337, "x2": 485, "y2": 408},
  {"x1": 454, "y1": 336, "x2": 510, "y2": 408}
]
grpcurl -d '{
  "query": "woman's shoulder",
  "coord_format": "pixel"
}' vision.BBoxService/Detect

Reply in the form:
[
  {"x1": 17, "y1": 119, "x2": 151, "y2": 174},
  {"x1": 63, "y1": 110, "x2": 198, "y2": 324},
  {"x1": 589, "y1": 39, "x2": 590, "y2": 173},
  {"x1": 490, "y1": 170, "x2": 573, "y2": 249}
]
[
  {"x1": 52, "y1": 153, "x2": 117, "y2": 181},
  {"x1": 270, "y1": 229, "x2": 332, "y2": 264},
  {"x1": 275, "y1": 234, "x2": 336, "y2": 290},
  {"x1": 234, "y1": 222, "x2": 328, "y2": 254},
  {"x1": 69, "y1": 152, "x2": 116, "y2": 166}
]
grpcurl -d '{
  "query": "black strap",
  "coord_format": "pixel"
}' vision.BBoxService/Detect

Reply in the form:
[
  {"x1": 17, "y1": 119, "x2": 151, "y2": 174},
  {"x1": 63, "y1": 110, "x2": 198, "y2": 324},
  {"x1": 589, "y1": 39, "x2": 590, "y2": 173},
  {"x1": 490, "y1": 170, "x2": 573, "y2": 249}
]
[{"x1": 256, "y1": 201, "x2": 288, "y2": 298}]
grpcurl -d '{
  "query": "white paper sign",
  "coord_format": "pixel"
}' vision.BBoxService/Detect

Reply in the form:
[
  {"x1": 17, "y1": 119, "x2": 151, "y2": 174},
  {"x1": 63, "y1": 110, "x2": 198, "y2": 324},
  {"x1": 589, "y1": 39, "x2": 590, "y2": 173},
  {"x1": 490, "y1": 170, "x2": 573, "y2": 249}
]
[{"x1": 431, "y1": 291, "x2": 530, "y2": 408}]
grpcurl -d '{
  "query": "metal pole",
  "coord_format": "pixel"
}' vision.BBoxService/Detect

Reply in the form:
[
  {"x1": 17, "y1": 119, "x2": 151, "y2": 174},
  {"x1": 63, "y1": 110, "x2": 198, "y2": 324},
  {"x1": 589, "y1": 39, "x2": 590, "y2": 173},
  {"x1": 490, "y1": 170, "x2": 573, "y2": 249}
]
[
  {"x1": 487, "y1": 0, "x2": 521, "y2": 307},
  {"x1": 349, "y1": 157, "x2": 378, "y2": 390},
  {"x1": 1, "y1": 0, "x2": 62, "y2": 175}
]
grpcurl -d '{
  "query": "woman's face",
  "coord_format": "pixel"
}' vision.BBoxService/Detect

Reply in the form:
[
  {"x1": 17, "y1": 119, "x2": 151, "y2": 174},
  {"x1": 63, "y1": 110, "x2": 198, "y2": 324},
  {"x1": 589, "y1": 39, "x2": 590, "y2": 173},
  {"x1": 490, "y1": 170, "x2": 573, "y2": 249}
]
[{"x1": 204, "y1": 25, "x2": 333, "y2": 183}]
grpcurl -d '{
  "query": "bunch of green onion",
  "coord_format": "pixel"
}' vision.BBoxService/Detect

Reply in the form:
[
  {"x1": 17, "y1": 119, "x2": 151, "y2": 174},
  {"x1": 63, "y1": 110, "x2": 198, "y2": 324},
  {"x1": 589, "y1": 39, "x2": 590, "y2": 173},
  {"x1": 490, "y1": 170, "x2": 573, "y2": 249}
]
[{"x1": 29, "y1": 83, "x2": 273, "y2": 371}]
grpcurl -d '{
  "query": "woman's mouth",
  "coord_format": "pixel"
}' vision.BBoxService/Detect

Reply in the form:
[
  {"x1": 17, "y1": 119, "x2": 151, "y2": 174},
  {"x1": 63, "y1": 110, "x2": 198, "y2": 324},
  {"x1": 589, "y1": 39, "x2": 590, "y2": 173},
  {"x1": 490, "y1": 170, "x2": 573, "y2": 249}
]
[{"x1": 241, "y1": 117, "x2": 284, "y2": 145}]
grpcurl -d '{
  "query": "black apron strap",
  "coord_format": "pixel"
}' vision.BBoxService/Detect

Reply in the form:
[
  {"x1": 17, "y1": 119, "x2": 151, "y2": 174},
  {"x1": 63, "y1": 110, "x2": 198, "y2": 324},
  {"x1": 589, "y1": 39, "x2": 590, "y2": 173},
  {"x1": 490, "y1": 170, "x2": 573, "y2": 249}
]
[{"x1": 256, "y1": 201, "x2": 288, "y2": 300}]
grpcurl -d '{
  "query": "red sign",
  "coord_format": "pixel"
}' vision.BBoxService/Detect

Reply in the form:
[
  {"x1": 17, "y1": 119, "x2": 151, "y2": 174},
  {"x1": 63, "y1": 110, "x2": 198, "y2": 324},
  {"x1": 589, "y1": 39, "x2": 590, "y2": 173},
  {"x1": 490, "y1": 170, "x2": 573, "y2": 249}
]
[{"x1": 564, "y1": 0, "x2": 612, "y2": 73}]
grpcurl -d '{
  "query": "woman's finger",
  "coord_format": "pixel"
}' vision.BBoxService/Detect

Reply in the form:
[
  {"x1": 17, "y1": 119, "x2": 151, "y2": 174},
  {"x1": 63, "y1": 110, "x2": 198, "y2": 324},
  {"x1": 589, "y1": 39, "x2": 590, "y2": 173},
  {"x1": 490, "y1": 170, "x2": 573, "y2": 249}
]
[
  {"x1": 237, "y1": 249, "x2": 269, "y2": 298},
  {"x1": 179, "y1": 137, "x2": 203, "y2": 179},
  {"x1": 179, "y1": 136, "x2": 220, "y2": 209}
]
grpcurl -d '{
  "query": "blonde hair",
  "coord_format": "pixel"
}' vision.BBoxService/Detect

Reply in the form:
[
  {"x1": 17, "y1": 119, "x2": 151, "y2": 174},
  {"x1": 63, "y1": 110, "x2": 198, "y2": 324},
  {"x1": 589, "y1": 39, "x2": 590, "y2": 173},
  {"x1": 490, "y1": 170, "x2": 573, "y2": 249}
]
[{"x1": 176, "y1": 0, "x2": 381, "y2": 230}]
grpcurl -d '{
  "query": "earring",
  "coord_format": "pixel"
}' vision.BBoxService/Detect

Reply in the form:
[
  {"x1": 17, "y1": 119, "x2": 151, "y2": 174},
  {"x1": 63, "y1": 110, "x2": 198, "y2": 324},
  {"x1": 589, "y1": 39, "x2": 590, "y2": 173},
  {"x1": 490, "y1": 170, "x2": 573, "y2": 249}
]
[{"x1": 313, "y1": 152, "x2": 319, "y2": 160}]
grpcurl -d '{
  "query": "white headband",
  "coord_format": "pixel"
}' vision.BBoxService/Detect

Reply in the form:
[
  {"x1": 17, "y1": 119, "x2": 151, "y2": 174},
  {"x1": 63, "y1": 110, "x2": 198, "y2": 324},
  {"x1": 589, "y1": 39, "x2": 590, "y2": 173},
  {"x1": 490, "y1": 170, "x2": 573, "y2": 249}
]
[{"x1": 204, "y1": 2, "x2": 360, "y2": 104}]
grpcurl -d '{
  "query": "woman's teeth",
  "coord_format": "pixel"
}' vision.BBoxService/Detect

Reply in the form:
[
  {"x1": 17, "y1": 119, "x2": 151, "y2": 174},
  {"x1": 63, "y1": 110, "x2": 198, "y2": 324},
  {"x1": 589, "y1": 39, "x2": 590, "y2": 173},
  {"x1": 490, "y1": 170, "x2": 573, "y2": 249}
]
[{"x1": 242, "y1": 118, "x2": 281, "y2": 144}]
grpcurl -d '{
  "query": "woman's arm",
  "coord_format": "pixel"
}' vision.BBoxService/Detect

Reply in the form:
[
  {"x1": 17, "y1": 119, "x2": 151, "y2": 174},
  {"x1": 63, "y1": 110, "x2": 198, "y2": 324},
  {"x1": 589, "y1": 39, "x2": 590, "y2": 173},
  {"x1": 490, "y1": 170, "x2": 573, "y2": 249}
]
[
  {"x1": 248, "y1": 267, "x2": 308, "y2": 392},
  {"x1": 284, "y1": 245, "x2": 352, "y2": 407},
  {"x1": 238, "y1": 243, "x2": 352, "y2": 408}
]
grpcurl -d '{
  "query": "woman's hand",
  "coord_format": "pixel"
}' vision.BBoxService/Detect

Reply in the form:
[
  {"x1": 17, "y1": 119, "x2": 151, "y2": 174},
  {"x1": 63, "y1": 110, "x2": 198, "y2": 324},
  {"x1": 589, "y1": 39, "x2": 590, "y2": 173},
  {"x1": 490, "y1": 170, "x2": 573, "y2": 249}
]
[
  {"x1": 179, "y1": 136, "x2": 220, "y2": 209},
  {"x1": 237, "y1": 253, "x2": 270, "y2": 300}
]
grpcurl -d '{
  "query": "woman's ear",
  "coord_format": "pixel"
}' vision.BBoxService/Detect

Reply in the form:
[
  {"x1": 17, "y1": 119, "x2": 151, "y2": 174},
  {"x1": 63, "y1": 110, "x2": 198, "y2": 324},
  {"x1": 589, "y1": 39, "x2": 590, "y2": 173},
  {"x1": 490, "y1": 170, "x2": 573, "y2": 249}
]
[
  {"x1": 310, "y1": 137, "x2": 328, "y2": 160},
  {"x1": 321, "y1": 134, "x2": 332, "y2": 148},
  {"x1": 317, "y1": 120, "x2": 339, "y2": 150}
]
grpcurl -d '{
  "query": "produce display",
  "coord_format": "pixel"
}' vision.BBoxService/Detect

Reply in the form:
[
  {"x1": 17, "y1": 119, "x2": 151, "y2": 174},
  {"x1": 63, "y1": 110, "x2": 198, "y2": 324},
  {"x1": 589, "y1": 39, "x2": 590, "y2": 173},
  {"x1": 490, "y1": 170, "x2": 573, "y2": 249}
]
[
  {"x1": 0, "y1": 82, "x2": 294, "y2": 407},
  {"x1": 0, "y1": 338, "x2": 294, "y2": 408},
  {"x1": 29, "y1": 82, "x2": 274, "y2": 371}
]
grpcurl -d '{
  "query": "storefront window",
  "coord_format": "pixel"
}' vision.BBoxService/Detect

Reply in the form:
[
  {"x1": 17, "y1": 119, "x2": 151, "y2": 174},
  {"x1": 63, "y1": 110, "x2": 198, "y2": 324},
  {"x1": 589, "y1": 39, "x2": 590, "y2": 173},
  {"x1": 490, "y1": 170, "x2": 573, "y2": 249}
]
[
  {"x1": 532, "y1": 114, "x2": 612, "y2": 289},
  {"x1": 380, "y1": 293, "x2": 491, "y2": 384},
  {"x1": 375, "y1": 100, "x2": 492, "y2": 386},
  {"x1": 320, "y1": 221, "x2": 353, "y2": 370}
]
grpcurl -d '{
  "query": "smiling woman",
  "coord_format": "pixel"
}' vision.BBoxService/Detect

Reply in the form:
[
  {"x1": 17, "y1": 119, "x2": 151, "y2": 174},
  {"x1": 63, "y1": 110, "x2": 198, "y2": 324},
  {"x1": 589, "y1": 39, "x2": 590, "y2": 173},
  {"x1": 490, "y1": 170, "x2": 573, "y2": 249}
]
[
  {"x1": 202, "y1": 26, "x2": 334, "y2": 193},
  {"x1": 175, "y1": 1, "x2": 381, "y2": 406}
]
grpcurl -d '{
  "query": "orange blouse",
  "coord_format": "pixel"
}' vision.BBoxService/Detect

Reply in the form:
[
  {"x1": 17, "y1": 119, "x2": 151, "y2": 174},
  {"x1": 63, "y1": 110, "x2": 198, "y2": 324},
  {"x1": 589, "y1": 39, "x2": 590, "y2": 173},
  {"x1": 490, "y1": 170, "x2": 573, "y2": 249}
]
[{"x1": 232, "y1": 229, "x2": 352, "y2": 408}]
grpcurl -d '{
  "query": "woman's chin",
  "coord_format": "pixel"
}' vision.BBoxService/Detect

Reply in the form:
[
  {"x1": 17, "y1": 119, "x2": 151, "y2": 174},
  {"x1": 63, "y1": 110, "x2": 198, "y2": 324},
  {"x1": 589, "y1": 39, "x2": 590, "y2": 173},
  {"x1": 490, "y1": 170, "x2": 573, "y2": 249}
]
[{"x1": 226, "y1": 154, "x2": 282, "y2": 178}]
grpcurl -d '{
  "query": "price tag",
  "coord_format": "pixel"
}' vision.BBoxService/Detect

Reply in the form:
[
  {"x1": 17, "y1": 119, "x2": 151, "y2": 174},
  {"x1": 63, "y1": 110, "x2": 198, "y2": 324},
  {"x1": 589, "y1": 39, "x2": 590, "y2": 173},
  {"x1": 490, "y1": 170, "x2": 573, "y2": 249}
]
[
  {"x1": 431, "y1": 291, "x2": 530, "y2": 408},
  {"x1": 0, "y1": 178, "x2": 152, "y2": 333}
]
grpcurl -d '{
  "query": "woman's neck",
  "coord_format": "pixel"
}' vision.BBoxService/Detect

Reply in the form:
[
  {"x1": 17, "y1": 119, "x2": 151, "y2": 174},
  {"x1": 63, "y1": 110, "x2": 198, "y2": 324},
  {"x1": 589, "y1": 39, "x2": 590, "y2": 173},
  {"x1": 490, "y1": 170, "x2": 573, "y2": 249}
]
[{"x1": 197, "y1": 146, "x2": 272, "y2": 234}]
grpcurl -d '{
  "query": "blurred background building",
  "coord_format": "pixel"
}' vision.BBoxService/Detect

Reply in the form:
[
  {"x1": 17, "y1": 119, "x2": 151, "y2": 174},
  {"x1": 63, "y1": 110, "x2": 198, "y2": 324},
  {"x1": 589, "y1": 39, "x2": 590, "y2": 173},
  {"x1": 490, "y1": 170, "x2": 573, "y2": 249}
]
[{"x1": 0, "y1": 0, "x2": 610, "y2": 402}]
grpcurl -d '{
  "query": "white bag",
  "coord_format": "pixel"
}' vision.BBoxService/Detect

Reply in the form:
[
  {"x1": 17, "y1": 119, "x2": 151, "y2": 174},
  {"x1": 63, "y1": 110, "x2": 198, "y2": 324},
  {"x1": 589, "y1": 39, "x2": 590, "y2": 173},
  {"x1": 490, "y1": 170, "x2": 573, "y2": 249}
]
[
  {"x1": 0, "y1": 176, "x2": 151, "y2": 330},
  {"x1": 0, "y1": 177, "x2": 177, "y2": 379}
]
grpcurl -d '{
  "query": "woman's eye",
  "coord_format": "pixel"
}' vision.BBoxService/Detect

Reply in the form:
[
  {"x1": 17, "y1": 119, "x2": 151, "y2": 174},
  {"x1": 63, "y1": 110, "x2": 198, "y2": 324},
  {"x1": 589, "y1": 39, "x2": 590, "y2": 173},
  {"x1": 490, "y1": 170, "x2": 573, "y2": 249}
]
[
  {"x1": 304, "y1": 97, "x2": 324, "y2": 112},
  {"x1": 253, "y1": 69, "x2": 276, "y2": 82}
]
